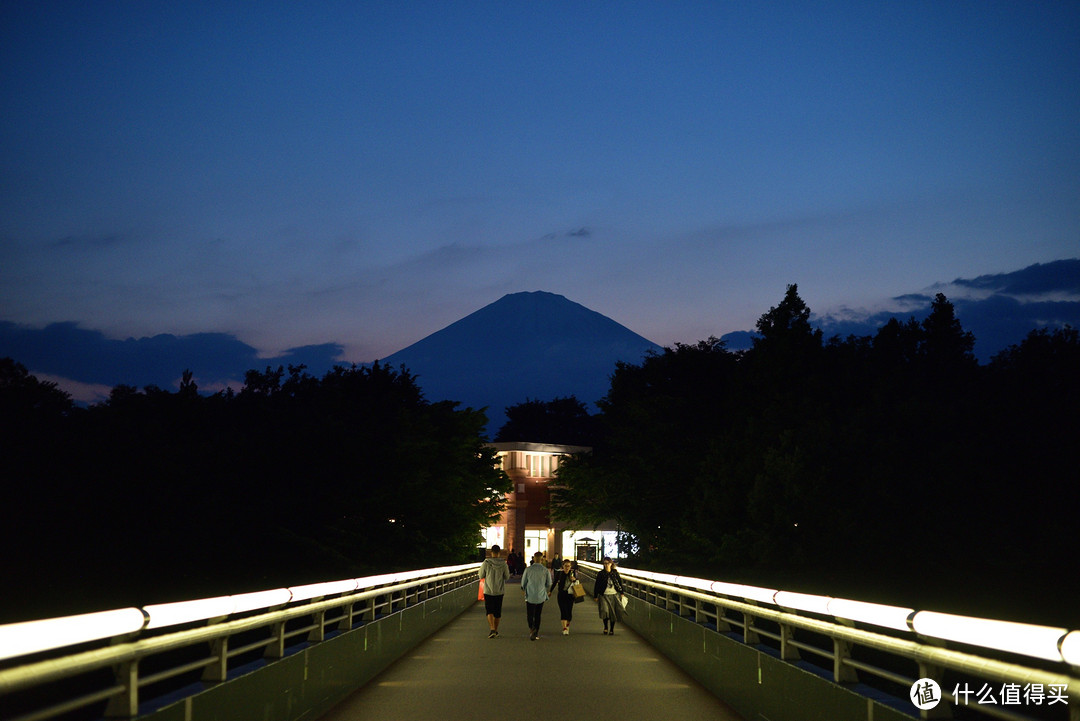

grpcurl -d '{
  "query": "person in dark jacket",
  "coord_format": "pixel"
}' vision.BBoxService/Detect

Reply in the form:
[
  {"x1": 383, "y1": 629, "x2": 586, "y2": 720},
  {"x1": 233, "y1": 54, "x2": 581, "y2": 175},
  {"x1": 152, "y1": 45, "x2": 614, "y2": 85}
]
[
  {"x1": 593, "y1": 557, "x2": 625, "y2": 635},
  {"x1": 551, "y1": 558, "x2": 579, "y2": 635}
]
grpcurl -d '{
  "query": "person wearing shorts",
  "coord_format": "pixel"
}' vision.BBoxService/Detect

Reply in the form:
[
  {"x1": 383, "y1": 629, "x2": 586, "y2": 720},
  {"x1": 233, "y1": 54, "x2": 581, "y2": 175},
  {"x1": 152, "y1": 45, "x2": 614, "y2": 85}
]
[{"x1": 479, "y1": 544, "x2": 510, "y2": 638}]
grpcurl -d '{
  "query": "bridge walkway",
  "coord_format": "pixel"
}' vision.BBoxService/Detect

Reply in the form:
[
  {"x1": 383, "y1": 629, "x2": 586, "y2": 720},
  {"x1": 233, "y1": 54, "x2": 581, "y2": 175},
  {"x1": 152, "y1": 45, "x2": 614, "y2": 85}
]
[{"x1": 319, "y1": 577, "x2": 743, "y2": 721}]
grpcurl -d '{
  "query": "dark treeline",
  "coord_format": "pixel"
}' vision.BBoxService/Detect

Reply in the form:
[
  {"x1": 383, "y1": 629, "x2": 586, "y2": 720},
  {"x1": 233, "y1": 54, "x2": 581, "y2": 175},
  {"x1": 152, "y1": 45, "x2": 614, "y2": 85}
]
[
  {"x1": 550, "y1": 286, "x2": 1078, "y2": 625},
  {"x1": 1, "y1": 362, "x2": 507, "y2": 623}
]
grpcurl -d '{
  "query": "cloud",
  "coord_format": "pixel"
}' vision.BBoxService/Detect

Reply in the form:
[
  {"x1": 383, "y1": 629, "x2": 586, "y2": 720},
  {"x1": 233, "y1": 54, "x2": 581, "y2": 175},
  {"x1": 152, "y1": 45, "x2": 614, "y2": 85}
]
[
  {"x1": 814, "y1": 259, "x2": 1080, "y2": 360},
  {"x1": 0, "y1": 321, "x2": 346, "y2": 398},
  {"x1": 942, "y1": 259, "x2": 1080, "y2": 299}
]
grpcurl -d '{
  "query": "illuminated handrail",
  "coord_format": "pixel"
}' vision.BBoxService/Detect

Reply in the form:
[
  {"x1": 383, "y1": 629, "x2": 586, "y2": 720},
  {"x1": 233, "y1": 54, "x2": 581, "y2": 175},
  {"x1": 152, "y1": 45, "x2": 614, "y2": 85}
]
[
  {"x1": 0, "y1": 563, "x2": 480, "y2": 720},
  {"x1": 579, "y1": 562, "x2": 1078, "y2": 666},
  {"x1": 577, "y1": 562, "x2": 1079, "y2": 720},
  {"x1": 0, "y1": 564, "x2": 477, "y2": 663}
]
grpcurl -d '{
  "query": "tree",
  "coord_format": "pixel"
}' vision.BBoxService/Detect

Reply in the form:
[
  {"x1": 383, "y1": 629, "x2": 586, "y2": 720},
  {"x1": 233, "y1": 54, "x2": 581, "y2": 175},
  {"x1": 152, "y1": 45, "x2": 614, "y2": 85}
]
[
  {"x1": 0, "y1": 357, "x2": 72, "y2": 424},
  {"x1": 2, "y1": 358, "x2": 511, "y2": 621},
  {"x1": 495, "y1": 396, "x2": 598, "y2": 446},
  {"x1": 752, "y1": 283, "x2": 823, "y2": 356},
  {"x1": 919, "y1": 293, "x2": 976, "y2": 381},
  {"x1": 550, "y1": 338, "x2": 739, "y2": 564}
]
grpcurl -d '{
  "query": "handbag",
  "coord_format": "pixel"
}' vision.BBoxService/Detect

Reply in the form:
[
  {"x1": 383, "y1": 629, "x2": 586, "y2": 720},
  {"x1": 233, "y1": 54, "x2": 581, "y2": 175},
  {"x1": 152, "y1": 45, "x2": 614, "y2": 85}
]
[
  {"x1": 618, "y1": 594, "x2": 628, "y2": 609},
  {"x1": 571, "y1": 580, "x2": 586, "y2": 599},
  {"x1": 478, "y1": 578, "x2": 485, "y2": 601}
]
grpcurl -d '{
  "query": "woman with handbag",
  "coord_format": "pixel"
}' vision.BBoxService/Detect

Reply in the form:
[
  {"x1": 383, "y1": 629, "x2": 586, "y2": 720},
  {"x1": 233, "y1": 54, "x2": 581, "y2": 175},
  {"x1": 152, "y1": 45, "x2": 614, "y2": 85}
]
[
  {"x1": 593, "y1": 556, "x2": 626, "y2": 635},
  {"x1": 551, "y1": 558, "x2": 581, "y2": 635}
]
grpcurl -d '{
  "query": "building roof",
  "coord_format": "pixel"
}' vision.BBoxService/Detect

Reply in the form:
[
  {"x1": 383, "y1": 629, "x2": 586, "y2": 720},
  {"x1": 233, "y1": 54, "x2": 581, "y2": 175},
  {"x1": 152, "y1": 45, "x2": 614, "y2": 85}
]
[{"x1": 487, "y1": 441, "x2": 592, "y2": 454}]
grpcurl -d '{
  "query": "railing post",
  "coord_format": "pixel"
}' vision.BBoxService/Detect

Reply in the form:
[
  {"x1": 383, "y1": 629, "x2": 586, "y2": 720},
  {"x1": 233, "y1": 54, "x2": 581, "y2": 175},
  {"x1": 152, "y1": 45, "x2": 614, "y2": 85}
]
[
  {"x1": 104, "y1": 660, "x2": 139, "y2": 718},
  {"x1": 916, "y1": 662, "x2": 951, "y2": 719},
  {"x1": 202, "y1": 637, "x2": 229, "y2": 683},
  {"x1": 265, "y1": 621, "x2": 286, "y2": 659},
  {"x1": 339, "y1": 602, "x2": 355, "y2": 632},
  {"x1": 715, "y1": 605, "x2": 732, "y2": 633},
  {"x1": 780, "y1": 624, "x2": 801, "y2": 661},
  {"x1": 309, "y1": 610, "x2": 326, "y2": 642},
  {"x1": 744, "y1": 611, "x2": 761, "y2": 645},
  {"x1": 833, "y1": 639, "x2": 859, "y2": 683}
]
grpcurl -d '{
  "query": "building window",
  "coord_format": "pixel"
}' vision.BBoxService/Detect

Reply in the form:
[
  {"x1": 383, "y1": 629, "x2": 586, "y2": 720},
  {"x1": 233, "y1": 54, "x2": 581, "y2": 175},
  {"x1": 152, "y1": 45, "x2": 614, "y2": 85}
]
[
  {"x1": 526, "y1": 453, "x2": 557, "y2": 477},
  {"x1": 480, "y1": 525, "x2": 505, "y2": 549},
  {"x1": 524, "y1": 529, "x2": 548, "y2": 555}
]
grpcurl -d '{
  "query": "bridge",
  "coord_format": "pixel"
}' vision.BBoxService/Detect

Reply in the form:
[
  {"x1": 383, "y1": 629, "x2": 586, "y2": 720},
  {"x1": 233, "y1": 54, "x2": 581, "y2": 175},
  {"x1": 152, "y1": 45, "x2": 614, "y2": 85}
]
[{"x1": 1, "y1": 563, "x2": 1077, "y2": 721}]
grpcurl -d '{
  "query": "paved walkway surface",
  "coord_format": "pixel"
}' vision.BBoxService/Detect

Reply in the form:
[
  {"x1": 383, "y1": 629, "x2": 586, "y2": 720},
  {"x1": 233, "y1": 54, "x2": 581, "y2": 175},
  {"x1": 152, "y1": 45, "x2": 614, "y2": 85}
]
[{"x1": 320, "y1": 579, "x2": 743, "y2": 721}]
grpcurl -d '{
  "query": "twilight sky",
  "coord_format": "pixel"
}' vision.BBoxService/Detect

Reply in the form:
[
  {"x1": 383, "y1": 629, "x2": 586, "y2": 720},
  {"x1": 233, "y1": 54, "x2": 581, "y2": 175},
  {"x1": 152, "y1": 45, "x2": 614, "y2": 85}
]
[{"x1": 2, "y1": 3, "x2": 1078, "y2": 391}]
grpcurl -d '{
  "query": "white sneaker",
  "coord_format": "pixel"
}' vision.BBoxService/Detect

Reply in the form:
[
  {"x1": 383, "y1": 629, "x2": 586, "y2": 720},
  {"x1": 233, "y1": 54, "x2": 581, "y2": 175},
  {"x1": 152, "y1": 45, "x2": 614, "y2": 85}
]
[{"x1": 562, "y1": 628, "x2": 569, "y2": 635}]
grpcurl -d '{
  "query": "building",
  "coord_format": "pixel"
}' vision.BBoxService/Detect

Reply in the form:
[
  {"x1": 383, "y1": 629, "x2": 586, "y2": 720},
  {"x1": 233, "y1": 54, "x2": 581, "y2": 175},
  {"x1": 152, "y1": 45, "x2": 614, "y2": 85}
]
[{"x1": 482, "y1": 442, "x2": 624, "y2": 563}]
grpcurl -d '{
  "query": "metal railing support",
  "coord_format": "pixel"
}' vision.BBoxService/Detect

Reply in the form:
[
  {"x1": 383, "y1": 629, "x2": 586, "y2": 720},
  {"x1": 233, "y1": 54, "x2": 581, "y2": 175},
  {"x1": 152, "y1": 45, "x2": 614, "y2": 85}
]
[
  {"x1": 832, "y1": 639, "x2": 858, "y2": 684},
  {"x1": 103, "y1": 660, "x2": 138, "y2": 718},
  {"x1": 917, "y1": 661, "x2": 951, "y2": 720},
  {"x1": 339, "y1": 601, "x2": 355, "y2": 632},
  {"x1": 265, "y1": 621, "x2": 286, "y2": 659},
  {"x1": 744, "y1": 611, "x2": 761, "y2": 645},
  {"x1": 309, "y1": 610, "x2": 326, "y2": 642},
  {"x1": 202, "y1": 637, "x2": 228, "y2": 683},
  {"x1": 780, "y1": 623, "x2": 801, "y2": 661}
]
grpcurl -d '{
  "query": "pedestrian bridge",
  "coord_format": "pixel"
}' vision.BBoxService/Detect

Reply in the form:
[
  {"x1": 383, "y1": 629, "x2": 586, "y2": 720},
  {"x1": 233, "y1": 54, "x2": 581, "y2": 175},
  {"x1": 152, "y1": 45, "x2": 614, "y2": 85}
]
[{"x1": 1, "y1": 563, "x2": 1077, "y2": 721}]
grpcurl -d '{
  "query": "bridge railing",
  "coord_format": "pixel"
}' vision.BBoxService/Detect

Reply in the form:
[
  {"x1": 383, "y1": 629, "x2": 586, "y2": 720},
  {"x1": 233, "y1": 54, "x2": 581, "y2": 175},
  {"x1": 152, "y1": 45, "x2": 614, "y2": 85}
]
[
  {"x1": 0, "y1": 564, "x2": 480, "y2": 721},
  {"x1": 577, "y1": 562, "x2": 1079, "y2": 721}
]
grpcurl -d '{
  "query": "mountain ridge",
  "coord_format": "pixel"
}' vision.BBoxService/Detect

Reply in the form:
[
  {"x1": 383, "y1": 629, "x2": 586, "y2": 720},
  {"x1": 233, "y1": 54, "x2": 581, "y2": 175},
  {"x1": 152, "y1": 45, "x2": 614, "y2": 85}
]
[{"x1": 380, "y1": 291, "x2": 662, "y2": 434}]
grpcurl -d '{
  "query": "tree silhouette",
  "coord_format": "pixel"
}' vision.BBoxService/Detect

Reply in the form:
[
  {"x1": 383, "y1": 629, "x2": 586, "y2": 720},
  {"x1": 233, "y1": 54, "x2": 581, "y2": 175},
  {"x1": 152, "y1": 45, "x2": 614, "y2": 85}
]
[
  {"x1": 495, "y1": 395, "x2": 598, "y2": 446},
  {"x1": 550, "y1": 286, "x2": 1079, "y2": 625},
  {"x1": 0, "y1": 359, "x2": 508, "y2": 622}
]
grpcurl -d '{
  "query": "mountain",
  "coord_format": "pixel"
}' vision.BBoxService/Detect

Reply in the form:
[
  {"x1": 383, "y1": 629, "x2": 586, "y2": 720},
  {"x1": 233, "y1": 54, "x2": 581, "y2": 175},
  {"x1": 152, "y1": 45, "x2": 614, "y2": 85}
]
[{"x1": 379, "y1": 291, "x2": 661, "y2": 435}]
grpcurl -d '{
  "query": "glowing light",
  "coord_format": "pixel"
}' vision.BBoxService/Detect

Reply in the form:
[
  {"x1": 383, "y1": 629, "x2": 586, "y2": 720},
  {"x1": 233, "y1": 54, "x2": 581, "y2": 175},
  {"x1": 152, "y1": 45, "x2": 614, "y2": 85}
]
[
  {"x1": 0, "y1": 608, "x2": 146, "y2": 661},
  {"x1": 1060, "y1": 630, "x2": 1080, "y2": 666},
  {"x1": 357, "y1": 573, "x2": 397, "y2": 588},
  {"x1": 230, "y1": 588, "x2": 292, "y2": 614},
  {"x1": 911, "y1": 611, "x2": 1067, "y2": 662},
  {"x1": 144, "y1": 596, "x2": 236, "y2": 630},
  {"x1": 288, "y1": 579, "x2": 359, "y2": 603},
  {"x1": 711, "y1": 581, "x2": 778, "y2": 606},
  {"x1": 827, "y1": 598, "x2": 914, "y2": 632},
  {"x1": 674, "y1": 576, "x2": 715, "y2": 593},
  {"x1": 774, "y1": 591, "x2": 833, "y2": 615},
  {"x1": 622, "y1": 568, "x2": 665, "y2": 583}
]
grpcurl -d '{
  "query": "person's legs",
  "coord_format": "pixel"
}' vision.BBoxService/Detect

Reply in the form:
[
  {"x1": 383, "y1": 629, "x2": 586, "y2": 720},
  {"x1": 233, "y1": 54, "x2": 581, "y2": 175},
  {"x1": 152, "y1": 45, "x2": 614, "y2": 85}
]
[
  {"x1": 527, "y1": 602, "x2": 542, "y2": 639},
  {"x1": 485, "y1": 595, "x2": 504, "y2": 636}
]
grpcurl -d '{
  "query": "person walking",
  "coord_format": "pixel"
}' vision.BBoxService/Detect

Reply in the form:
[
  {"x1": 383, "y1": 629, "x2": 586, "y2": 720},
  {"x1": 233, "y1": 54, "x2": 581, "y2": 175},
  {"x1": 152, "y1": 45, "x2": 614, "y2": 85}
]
[
  {"x1": 551, "y1": 558, "x2": 579, "y2": 635},
  {"x1": 521, "y1": 551, "x2": 551, "y2": 640},
  {"x1": 479, "y1": 545, "x2": 510, "y2": 638},
  {"x1": 594, "y1": 556, "x2": 626, "y2": 635}
]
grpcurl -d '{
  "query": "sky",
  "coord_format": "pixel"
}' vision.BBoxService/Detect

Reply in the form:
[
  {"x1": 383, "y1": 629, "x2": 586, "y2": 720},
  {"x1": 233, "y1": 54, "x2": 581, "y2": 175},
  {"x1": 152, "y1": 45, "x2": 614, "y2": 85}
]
[{"x1": 2, "y1": 2, "x2": 1078, "y2": 398}]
